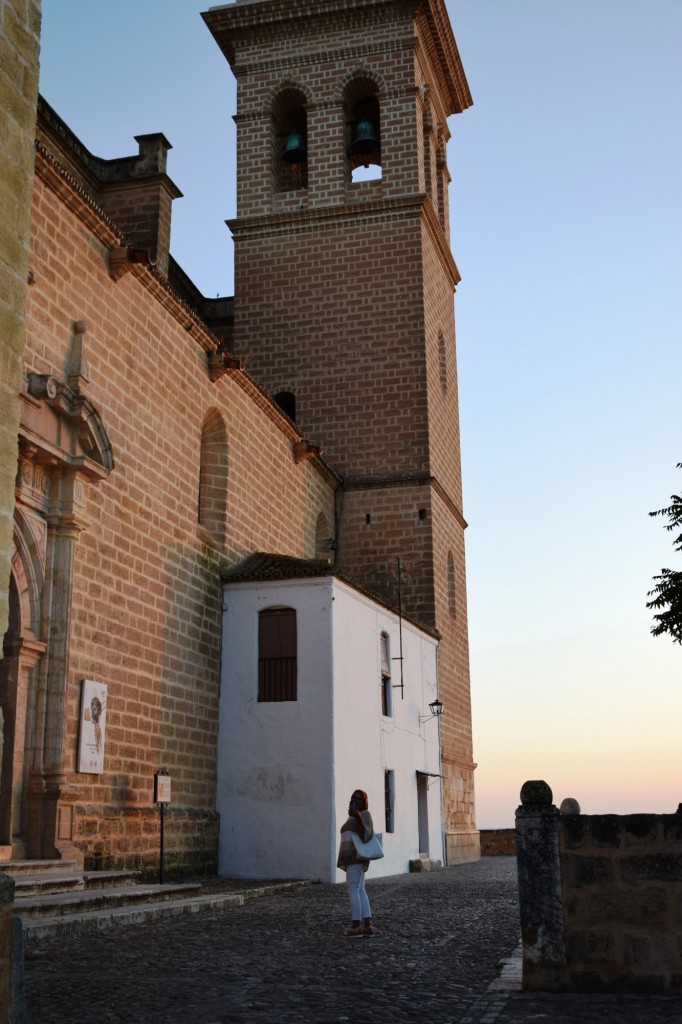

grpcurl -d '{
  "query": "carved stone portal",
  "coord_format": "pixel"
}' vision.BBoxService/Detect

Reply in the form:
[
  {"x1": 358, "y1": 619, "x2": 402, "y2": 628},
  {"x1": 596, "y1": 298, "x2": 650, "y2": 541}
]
[{"x1": 0, "y1": 371, "x2": 113, "y2": 861}]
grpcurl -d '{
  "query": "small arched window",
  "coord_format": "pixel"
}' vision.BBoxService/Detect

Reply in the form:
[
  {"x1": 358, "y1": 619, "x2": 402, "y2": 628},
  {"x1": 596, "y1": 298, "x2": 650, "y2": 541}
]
[
  {"x1": 272, "y1": 88, "x2": 308, "y2": 192},
  {"x1": 198, "y1": 409, "x2": 228, "y2": 545},
  {"x1": 273, "y1": 391, "x2": 296, "y2": 422},
  {"x1": 258, "y1": 607, "x2": 297, "y2": 702}
]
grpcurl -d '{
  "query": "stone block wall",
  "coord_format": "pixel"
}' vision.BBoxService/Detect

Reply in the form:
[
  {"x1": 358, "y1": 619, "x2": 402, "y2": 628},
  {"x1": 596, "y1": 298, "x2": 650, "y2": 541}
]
[
  {"x1": 516, "y1": 780, "x2": 682, "y2": 993},
  {"x1": 559, "y1": 811, "x2": 682, "y2": 992},
  {"x1": 0, "y1": 0, "x2": 41, "y2": 644},
  {"x1": 480, "y1": 829, "x2": 516, "y2": 856}
]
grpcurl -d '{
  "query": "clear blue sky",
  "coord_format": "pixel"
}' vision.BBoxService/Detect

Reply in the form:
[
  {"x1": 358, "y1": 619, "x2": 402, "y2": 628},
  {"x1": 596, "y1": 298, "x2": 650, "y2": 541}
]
[{"x1": 39, "y1": 1, "x2": 681, "y2": 829}]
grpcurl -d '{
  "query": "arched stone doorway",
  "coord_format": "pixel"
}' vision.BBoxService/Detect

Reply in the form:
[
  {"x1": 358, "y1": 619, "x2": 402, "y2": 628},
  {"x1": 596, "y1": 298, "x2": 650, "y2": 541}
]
[{"x1": 0, "y1": 370, "x2": 113, "y2": 860}]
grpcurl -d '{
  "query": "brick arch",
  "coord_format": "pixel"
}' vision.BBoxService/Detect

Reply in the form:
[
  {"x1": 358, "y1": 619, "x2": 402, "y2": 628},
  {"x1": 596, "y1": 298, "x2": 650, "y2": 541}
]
[
  {"x1": 267, "y1": 82, "x2": 312, "y2": 193},
  {"x1": 339, "y1": 69, "x2": 385, "y2": 178},
  {"x1": 263, "y1": 78, "x2": 316, "y2": 116},
  {"x1": 335, "y1": 67, "x2": 387, "y2": 105},
  {"x1": 198, "y1": 408, "x2": 228, "y2": 546}
]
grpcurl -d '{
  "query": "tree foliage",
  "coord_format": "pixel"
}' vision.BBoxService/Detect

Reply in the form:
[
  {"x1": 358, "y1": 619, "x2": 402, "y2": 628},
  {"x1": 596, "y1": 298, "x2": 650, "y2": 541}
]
[{"x1": 647, "y1": 463, "x2": 682, "y2": 644}]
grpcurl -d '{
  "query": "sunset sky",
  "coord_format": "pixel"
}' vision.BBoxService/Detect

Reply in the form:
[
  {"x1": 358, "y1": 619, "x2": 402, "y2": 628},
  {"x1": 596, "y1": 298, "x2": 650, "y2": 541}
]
[{"x1": 38, "y1": 0, "x2": 681, "y2": 829}]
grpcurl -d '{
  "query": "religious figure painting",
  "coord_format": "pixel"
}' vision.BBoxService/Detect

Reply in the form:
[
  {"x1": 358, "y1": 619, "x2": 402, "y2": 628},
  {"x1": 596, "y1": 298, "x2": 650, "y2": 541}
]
[{"x1": 78, "y1": 679, "x2": 108, "y2": 773}]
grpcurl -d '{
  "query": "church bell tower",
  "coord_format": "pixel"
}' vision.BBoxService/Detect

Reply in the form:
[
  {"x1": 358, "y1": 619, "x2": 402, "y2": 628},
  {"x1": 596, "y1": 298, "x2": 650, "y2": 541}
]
[{"x1": 205, "y1": 0, "x2": 479, "y2": 863}]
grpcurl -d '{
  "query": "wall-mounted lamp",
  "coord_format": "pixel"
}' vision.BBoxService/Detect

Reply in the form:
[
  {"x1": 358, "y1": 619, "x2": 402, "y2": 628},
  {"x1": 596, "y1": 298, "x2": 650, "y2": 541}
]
[{"x1": 419, "y1": 699, "x2": 443, "y2": 723}]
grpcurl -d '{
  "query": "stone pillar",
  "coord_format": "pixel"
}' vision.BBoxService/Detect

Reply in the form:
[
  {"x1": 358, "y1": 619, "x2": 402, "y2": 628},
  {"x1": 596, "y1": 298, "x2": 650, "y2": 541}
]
[
  {"x1": 28, "y1": 471, "x2": 86, "y2": 860},
  {"x1": 515, "y1": 779, "x2": 567, "y2": 991}
]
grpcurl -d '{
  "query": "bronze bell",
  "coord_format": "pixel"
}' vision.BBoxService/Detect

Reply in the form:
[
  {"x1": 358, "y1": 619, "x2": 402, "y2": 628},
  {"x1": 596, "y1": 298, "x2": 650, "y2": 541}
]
[
  {"x1": 282, "y1": 130, "x2": 307, "y2": 163},
  {"x1": 351, "y1": 117, "x2": 379, "y2": 155}
]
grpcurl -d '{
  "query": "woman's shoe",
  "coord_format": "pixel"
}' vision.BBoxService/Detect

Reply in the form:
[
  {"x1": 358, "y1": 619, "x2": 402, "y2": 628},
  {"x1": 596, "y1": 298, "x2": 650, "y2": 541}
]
[
  {"x1": 342, "y1": 926, "x2": 364, "y2": 938},
  {"x1": 363, "y1": 925, "x2": 375, "y2": 936}
]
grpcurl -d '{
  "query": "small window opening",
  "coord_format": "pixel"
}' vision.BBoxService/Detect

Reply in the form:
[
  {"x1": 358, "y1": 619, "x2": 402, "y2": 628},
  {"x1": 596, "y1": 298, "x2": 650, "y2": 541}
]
[
  {"x1": 380, "y1": 632, "x2": 393, "y2": 718},
  {"x1": 274, "y1": 391, "x2": 296, "y2": 422},
  {"x1": 438, "y1": 332, "x2": 448, "y2": 393},
  {"x1": 384, "y1": 769, "x2": 395, "y2": 833},
  {"x1": 258, "y1": 608, "x2": 297, "y2": 701},
  {"x1": 447, "y1": 552, "x2": 456, "y2": 618}
]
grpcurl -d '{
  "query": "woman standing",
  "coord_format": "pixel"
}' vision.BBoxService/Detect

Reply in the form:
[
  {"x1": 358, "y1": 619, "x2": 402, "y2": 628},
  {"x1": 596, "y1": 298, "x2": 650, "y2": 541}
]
[{"x1": 337, "y1": 789, "x2": 375, "y2": 937}]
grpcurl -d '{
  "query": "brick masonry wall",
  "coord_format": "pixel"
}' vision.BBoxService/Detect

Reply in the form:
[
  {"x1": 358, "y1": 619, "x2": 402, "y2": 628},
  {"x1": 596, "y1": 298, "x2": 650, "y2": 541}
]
[
  {"x1": 0, "y1": 0, "x2": 41, "y2": 644},
  {"x1": 20, "y1": 149, "x2": 336, "y2": 873},
  {"x1": 558, "y1": 812, "x2": 682, "y2": 992}
]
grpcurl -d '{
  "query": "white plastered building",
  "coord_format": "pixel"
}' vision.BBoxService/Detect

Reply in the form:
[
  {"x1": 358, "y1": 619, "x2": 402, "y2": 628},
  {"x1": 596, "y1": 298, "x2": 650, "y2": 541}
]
[{"x1": 217, "y1": 554, "x2": 444, "y2": 882}]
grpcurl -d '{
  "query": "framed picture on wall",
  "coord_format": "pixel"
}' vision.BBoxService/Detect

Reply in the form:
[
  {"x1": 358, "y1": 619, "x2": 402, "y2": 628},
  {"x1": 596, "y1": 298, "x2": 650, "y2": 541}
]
[{"x1": 78, "y1": 679, "x2": 108, "y2": 773}]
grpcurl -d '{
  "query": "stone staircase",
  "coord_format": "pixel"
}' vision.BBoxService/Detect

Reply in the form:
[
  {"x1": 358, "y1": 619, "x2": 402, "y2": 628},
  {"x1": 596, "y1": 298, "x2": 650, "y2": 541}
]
[{"x1": 0, "y1": 859, "x2": 261, "y2": 941}]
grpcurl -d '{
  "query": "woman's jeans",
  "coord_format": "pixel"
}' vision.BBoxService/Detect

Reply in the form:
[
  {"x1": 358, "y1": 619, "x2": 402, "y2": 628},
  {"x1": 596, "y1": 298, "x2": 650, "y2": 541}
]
[{"x1": 346, "y1": 862, "x2": 371, "y2": 920}]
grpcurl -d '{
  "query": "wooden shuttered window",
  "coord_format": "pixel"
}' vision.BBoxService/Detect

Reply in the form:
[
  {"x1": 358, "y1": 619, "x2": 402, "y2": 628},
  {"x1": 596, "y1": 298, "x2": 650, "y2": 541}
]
[{"x1": 258, "y1": 608, "x2": 297, "y2": 701}]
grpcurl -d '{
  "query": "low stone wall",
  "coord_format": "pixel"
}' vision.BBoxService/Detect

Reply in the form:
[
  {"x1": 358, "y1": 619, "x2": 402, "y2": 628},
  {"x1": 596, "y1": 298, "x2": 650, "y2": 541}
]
[
  {"x1": 444, "y1": 830, "x2": 481, "y2": 865},
  {"x1": 516, "y1": 780, "x2": 682, "y2": 993},
  {"x1": 480, "y1": 829, "x2": 516, "y2": 856}
]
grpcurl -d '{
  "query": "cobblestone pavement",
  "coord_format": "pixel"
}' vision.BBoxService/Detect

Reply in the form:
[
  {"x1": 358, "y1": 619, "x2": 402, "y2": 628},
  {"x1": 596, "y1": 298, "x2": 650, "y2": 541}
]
[{"x1": 23, "y1": 857, "x2": 682, "y2": 1024}]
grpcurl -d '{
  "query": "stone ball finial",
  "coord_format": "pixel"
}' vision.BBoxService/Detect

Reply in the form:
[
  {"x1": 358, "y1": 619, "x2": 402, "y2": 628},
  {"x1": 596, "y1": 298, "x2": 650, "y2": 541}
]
[
  {"x1": 520, "y1": 780, "x2": 553, "y2": 807},
  {"x1": 559, "y1": 797, "x2": 581, "y2": 815}
]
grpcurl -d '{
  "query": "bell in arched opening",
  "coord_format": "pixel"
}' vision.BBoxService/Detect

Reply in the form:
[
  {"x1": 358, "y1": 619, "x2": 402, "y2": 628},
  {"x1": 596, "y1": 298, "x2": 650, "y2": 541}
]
[
  {"x1": 282, "y1": 130, "x2": 307, "y2": 164},
  {"x1": 351, "y1": 117, "x2": 380, "y2": 163}
]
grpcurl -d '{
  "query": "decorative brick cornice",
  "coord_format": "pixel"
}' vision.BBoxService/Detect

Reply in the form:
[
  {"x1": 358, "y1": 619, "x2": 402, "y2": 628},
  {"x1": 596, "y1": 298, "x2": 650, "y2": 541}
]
[{"x1": 205, "y1": 0, "x2": 472, "y2": 115}]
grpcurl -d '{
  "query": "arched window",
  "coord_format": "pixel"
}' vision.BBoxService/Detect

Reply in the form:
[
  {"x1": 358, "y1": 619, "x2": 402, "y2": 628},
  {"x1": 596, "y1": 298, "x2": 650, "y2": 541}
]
[
  {"x1": 273, "y1": 391, "x2": 296, "y2": 422},
  {"x1": 447, "y1": 552, "x2": 456, "y2": 617},
  {"x1": 258, "y1": 607, "x2": 297, "y2": 702},
  {"x1": 344, "y1": 78, "x2": 382, "y2": 183},
  {"x1": 272, "y1": 88, "x2": 308, "y2": 192},
  {"x1": 198, "y1": 409, "x2": 228, "y2": 545}
]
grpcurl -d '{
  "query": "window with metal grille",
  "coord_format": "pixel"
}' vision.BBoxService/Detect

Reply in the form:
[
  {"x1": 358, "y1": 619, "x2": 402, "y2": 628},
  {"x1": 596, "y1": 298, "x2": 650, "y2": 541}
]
[
  {"x1": 380, "y1": 632, "x2": 392, "y2": 717},
  {"x1": 384, "y1": 770, "x2": 395, "y2": 833},
  {"x1": 258, "y1": 608, "x2": 297, "y2": 701}
]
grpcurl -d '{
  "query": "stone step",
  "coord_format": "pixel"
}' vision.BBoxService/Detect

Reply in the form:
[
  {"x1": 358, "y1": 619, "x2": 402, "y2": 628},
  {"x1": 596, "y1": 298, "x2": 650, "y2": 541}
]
[
  {"x1": 0, "y1": 859, "x2": 78, "y2": 877},
  {"x1": 82, "y1": 870, "x2": 140, "y2": 889},
  {"x1": 15, "y1": 881, "x2": 202, "y2": 919},
  {"x1": 19, "y1": 881, "x2": 310, "y2": 942},
  {"x1": 21, "y1": 890, "x2": 245, "y2": 942},
  {"x1": 14, "y1": 873, "x2": 85, "y2": 897},
  {"x1": 13, "y1": 868, "x2": 140, "y2": 897}
]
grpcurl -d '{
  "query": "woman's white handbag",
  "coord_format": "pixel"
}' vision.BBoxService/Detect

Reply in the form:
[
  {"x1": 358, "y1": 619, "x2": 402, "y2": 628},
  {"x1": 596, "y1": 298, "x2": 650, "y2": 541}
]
[{"x1": 350, "y1": 831, "x2": 384, "y2": 860}]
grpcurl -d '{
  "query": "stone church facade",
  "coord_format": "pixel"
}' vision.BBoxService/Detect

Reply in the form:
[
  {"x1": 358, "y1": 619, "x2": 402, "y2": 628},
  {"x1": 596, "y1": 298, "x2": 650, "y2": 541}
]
[{"x1": 1, "y1": 0, "x2": 479, "y2": 875}]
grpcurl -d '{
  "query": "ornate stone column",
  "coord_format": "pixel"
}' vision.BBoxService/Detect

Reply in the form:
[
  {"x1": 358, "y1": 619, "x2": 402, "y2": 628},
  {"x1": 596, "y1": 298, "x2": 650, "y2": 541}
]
[{"x1": 28, "y1": 469, "x2": 88, "y2": 861}]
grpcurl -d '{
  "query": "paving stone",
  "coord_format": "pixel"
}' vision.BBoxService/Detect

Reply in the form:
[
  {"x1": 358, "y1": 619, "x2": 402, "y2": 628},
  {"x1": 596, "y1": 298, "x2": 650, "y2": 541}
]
[{"x1": 22, "y1": 858, "x2": 682, "y2": 1024}]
